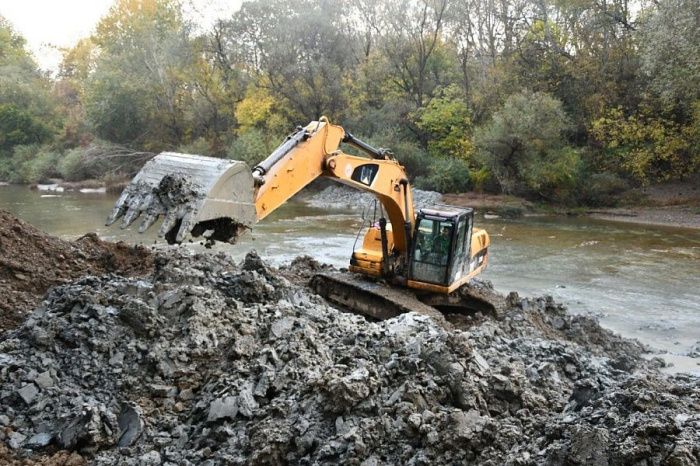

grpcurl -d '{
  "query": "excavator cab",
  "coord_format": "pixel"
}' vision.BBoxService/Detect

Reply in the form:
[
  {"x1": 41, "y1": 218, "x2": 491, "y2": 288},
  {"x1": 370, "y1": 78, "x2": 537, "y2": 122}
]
[{"x1": 408, "y1": 206, "x2": 482, "y2": 292}]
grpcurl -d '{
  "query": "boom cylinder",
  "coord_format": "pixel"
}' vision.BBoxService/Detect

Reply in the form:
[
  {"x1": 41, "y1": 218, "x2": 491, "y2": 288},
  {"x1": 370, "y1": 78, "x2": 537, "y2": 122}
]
[
  {"x1": 343, "y1": 132, "x2": 392, "y2": 160},
  {"x1": 252, "y1": 127, "x2": 310, "y2": 185}
]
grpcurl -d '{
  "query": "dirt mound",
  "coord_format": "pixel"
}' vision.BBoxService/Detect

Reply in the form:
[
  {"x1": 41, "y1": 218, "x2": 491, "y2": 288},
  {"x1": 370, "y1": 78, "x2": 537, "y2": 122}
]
[
  {"x1": 1, "y1": 250, "x2": 697, "y2": 465},
  {"x1": 0, "y1": 210, "x2": 153, "y2": 332}
]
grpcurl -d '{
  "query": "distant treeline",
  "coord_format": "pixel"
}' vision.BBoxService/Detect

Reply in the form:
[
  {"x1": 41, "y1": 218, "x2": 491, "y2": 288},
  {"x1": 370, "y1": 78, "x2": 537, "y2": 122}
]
[{"x1": 0, "y1": 0, "x2": 698, "y2": 205}]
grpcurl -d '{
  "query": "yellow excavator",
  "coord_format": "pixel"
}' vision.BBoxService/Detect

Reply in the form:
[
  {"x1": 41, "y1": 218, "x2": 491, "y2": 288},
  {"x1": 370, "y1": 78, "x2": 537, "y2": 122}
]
[{"x1": 107, "y1": 118, "x2": 492, "y2": 320}]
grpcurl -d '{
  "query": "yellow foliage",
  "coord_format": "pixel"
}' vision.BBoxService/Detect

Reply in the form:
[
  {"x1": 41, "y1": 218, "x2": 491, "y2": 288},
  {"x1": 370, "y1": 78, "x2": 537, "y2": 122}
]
[{"x1": 591, "y1": 107, "x2": 696, "y2": 184}]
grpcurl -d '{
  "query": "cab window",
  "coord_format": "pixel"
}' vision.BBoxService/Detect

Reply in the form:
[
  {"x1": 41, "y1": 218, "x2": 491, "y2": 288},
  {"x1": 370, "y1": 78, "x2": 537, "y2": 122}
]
[{"x1": 411, "y1": 218, "x2": 453, "y2": 285}]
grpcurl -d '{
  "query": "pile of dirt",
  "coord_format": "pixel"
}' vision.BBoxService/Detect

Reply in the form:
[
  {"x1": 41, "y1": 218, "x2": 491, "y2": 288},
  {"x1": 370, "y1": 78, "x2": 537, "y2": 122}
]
[
  {"x1": 1, "y1": 249, "x2": 697, "y2": 465},
  {"x1": 0, "y1": 210, "x2": 153, "y2": 332}
]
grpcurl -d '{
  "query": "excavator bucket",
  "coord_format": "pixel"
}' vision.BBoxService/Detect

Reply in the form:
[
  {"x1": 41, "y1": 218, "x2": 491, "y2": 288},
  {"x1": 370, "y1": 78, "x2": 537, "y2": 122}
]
[{"x1": 106, "y1": 152, "x2": 257, "y2": 244}]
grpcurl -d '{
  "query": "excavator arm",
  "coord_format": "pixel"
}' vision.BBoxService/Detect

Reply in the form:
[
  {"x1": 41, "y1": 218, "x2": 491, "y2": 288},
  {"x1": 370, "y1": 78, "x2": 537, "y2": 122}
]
[{"x1": 107, "y1": 118, "x2": 415, "y2": 252}]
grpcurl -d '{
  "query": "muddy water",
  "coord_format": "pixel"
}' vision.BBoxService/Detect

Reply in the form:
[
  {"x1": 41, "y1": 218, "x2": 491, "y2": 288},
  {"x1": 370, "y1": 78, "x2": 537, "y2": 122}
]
[{"x1": 2, "y1": 185, "x2": 699, "y2": 373}]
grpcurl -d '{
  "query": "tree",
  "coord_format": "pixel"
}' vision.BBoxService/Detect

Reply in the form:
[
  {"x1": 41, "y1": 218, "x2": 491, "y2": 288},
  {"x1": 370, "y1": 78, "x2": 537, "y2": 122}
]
[
  {"x1": 414, "y1": 84, "x2": 474, "y2": 160},
  {"x1": 475, "y1": 90, "x2": 580, "y2": 200},
  {"x1": 0, "y1": 16, "x2": 58, "y2": 154},
  {"x1": 84, "y1": 0, "x2": 195, "y2": 149},
  {"x1": 226, "y1": 0, "x2": 359, "y2": 122},
  {"x1": 639, "y1": 0, "x2": 700, "y2": 117}
]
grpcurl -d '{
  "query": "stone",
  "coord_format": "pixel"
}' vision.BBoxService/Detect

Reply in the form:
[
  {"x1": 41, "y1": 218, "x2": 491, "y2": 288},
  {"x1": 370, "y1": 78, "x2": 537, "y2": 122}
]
[
  {"x1": 17, "y1": 383, "x2": 39, "y2": 405},
  {"x1": 207, "y1": 396, "x2": 238, "y2": 422},
  {"x1": 8, "y1": 431, "x2": 26, "y2": 449},
  {"x1": 34, "y1": 371, "x2": 54, "y2": 389},
  {"x1": 26, "y1": 432, "x2": 52, "y2": 448}
]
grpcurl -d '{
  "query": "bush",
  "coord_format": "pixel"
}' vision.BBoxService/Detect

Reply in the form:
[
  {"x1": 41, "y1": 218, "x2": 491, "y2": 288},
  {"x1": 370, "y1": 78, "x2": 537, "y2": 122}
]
[
  {"x1": 177, "y1": 137, "x2": 214, "y2": 157},
  {"x1": 351, "y1": 129, "x2": 432, "y2": 180},
  {"x1": 4, "y1": 144, "x2": 62, "y2": 183},
  {"x1": 58, "y1": 148, "x2": 85, "y2": 181},
  {"x1": 415, "y1": 157, "x2": 472, "y2": 193},
  {"x1": 578, "y1": 172, "x2": 629, "y2": 207},
  {"x1": 58, "y1": 141, "x2": 155, "y2": 182},
  {"x1": 475, "y1": 90, "x2": 579, "y2": 202},
  {"x1": 227, "y1": 129, "x2": 276, "y2": 167}
]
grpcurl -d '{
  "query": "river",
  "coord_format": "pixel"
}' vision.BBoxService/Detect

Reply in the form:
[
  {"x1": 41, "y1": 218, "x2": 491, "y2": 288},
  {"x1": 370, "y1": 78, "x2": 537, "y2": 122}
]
[{"x1": 1, "y1": 184, "x2": 699, "y2": 374}]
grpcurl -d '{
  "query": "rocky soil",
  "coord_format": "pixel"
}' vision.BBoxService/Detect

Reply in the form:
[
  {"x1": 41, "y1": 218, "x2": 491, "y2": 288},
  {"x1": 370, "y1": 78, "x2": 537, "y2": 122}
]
[
  {"x1": 0, "y1": 210, "x2": 154, "y2": 333},
  {"x1": 1, "y1": 241, "x2": 698, "y2": 464}
]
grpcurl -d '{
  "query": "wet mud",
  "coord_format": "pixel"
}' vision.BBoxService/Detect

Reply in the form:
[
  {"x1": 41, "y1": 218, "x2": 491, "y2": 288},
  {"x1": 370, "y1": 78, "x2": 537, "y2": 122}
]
[{"x1": 0, "y1": 217, "x2": 697, "y2": 465}]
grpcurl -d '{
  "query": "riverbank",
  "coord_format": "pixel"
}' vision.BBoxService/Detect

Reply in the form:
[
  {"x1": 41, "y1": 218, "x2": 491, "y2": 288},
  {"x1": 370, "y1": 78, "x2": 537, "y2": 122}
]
[
  {"x1": 0, "y1": 212, "x2": 697, "y2": 464},
  {"x1": 443, "y1": 178, "x2": 700, "y2": 230}
]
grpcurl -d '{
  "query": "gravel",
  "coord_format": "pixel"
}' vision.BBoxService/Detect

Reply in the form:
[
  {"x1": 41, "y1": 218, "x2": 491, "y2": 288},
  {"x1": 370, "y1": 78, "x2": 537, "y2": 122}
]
[{"x1": 1, "y1": 250, "x2": 698, "y2": 465}]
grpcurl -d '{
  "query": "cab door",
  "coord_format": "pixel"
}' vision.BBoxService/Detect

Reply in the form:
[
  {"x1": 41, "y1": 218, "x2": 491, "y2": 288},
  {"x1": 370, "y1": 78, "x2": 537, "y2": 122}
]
[
  {"x1": 409, "y1": 216, "x2": 455, "y2": 286},
  {"x1": 448, "y1": 213, "x2": 472, "y2": 284}
]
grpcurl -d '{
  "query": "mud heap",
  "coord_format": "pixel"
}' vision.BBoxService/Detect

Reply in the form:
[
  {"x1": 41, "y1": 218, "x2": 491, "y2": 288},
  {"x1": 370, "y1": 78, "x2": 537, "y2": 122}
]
[
  {"x1": 1, "y1": 248, "x2": 698, "y2": 465},
  {"x1": 0, "y1": 210, "x2": 153, "y2": 332}
]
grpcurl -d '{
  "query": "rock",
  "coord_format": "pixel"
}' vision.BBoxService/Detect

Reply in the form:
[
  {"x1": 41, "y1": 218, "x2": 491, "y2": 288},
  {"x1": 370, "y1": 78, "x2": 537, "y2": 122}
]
[
  {"x1": 17, "y1": 383, "x2": 39, "y2": 405},
  {"x1": 8, "y1": 431, "x2": 26, "y2": 449},
  {"x1": 150, "y1": 384, "x2": 177, "y2": 398},
  {"x1": 117, "y1": 404, "x2": 143, "y2": 447},
  {"x1": 139, "y1": 451, "x2": 162, "y2": 465},
  {"x1": 34, "y1": 371, "x2": 54, "y2": 389},
  {"x1": 108, "y1": 352, "x2": 124, "y2": 366},
  {"x1": 0, "y1": 250, "x2": 696, "y2": 466},
  {"x1": 26, "y1": 432, "x2": 52, "y2": 448},
  {"x1": 207, "y1": 396, "x2": 238, "y2": 422}
]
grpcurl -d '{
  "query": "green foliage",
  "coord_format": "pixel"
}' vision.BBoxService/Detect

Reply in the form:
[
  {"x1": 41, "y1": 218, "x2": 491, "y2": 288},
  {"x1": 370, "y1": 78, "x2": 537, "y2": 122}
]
[
  {"x1": 361, "y1": 129, "x2": 431, "y2": 180},
  {"x1": 475, "y1": 91, "x2": 580, "y2": 201},
  {"x1": 578, "y1": 173, "x2": 630, "y2": 207},
  {"x1": 0, "y1": 104, "x2": 52, "y2": 153},
  {"x1": 177, "y1": 137, "x2": 214, "y2": 157},
  {"x1": 0, "y1": 18, "x2": 59, "y2": 154},
  {"x1": 1, "y1": 1, "x2": 699, "y2": 203},
  {"x1": 227, "y1": 129, "x2": 275, "y2": 168},
  {"x1": 57, "y1": 148, "x2": 85, "y2": 181},
  {"x1": 415, "y1": 157, "x2": 472, "y2": 193},
  {"x1": 414, "y1": 85, "x2": 474, "y2": 160},
  {"x1": 3, "y1": 145, "x2": 62, "y2": 183},
  {"x1": 640, "y1": 0, "x2": 700, "y2": 114},
  {"x1": 83, "y1": 0, "x2": 195, "y2": 150}
]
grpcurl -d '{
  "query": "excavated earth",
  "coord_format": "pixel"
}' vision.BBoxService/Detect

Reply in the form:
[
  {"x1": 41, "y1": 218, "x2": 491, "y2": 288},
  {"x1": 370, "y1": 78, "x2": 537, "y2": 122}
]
[
  {"x1": 0, "y1": 210, "x2": 153, "y2": 333},
  {"x1": 0, "y1": 214, "x2": 699, "y2": 465}
]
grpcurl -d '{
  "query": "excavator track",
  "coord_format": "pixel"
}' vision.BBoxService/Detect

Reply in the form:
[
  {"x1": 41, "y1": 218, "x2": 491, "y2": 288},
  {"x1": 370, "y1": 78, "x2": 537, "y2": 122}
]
[
  {"x1": 310, "y1": 272, "x2": 506, "y2": 328},
  {"x1": 310, "y1": 272, "x2": 449, "y2": 327}
]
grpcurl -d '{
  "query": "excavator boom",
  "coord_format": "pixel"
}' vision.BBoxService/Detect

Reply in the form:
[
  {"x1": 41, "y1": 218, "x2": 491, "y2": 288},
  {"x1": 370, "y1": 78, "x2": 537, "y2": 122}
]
[{"x1": 107, "y1": 118, "x2": 491, "y2": 318}]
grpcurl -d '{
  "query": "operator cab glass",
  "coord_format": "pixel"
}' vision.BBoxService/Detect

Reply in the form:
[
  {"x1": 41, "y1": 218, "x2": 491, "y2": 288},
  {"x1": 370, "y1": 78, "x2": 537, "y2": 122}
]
[{"x1": 409, "y1": 207, "x2": 473, "y2": 286}]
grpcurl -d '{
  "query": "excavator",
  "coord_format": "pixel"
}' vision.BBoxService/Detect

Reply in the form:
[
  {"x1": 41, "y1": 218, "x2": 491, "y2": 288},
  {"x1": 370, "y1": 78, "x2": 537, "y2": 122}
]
[{"x1": 106, "y1": 118, "x2": 493, "y2": 321}]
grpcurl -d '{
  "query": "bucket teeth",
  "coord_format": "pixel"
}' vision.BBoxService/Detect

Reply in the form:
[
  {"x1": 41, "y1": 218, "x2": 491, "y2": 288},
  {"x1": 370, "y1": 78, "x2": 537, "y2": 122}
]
[
  {"x1": 139, "y1": 212, "x2": 159, "y2": 233},
  {"x1": 106, "y1": 191, "x2": 130, "y2": 226},
  {"x1": 159, "y1": 210, "x2": 179, "y2": 238},
  {"x1": 121, "y1": 204, "x2": 142, "y2": 229},
  {"x1": 176, "y1": 210, "x2": 196, "y2": 243},
  {"x1": 106, "y1": 152, "x2": 256, "y2": 243}
]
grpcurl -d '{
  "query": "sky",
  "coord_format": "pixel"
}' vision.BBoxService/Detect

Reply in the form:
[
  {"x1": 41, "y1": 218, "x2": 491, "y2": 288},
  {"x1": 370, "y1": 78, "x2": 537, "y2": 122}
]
[{"x1": 0, "y1": 0, "x2": 243, "y2": 73}]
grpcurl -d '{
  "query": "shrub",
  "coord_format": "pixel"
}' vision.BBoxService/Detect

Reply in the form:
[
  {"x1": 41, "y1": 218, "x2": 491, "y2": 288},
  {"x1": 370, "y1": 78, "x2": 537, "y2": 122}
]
[
  {"x1": 58, "y1": 148, "x2": 85, "y2": 181},
  {"x1": 6, "y1": 145, "x2": 62, "y2": 183},
  {"x1": 415, "y1": 157, "x2": 472, "y2": 193},
  {"x1": 578, "y1": 173, "x2": 629, "y2": 207},
  {"x1": 227, "y1": 129, "x2": 276, "y2": 168},
  {"x1": 354, "y1": 129, "x2": 431, "y2": 180},
  {"x1": 177, "y1": 137, "x2": 214, "y2": 156},
  {"x1": 475, "y1": 90, "x2": 579, "y2": 202}
]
